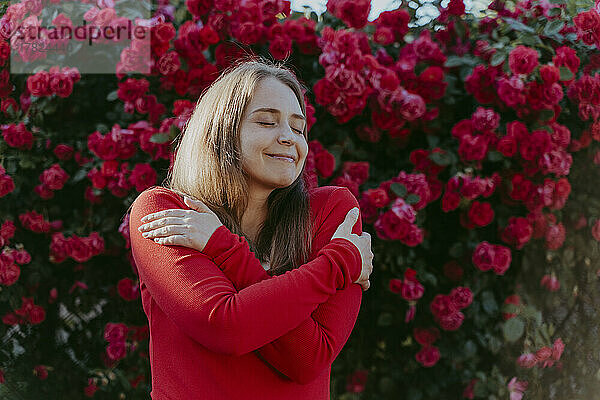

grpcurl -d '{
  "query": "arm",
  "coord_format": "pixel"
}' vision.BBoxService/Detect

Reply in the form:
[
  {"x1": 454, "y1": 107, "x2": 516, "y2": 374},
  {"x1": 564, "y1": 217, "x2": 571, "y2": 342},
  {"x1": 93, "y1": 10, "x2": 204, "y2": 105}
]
[
  {"x1": 207, "y1": 187, "x2": 363, "y2": 384},
  {"x1": 128, "y1": 188, "x2": 362, "y2": 356}
]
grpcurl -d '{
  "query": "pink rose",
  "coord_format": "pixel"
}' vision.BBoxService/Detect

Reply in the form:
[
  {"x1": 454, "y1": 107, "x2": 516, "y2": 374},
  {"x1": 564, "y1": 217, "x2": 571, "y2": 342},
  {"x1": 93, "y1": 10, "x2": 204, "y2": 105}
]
[{"x1": 517, "y1": 353, "x2": 537, "y2": 368}]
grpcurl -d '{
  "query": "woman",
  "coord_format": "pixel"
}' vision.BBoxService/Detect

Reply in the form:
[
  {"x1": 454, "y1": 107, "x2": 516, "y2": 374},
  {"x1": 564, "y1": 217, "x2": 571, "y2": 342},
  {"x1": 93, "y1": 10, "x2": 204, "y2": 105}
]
[{"x1": 129, "y1": 59, "x2": 374, "y2": 399}]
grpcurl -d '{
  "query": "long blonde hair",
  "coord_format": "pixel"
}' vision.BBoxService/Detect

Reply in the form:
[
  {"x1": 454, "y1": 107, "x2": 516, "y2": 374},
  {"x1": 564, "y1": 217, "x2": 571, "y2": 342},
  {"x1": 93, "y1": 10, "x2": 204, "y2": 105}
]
[{"x1": 165, "y1": 58, "x2": 312, "y2": 276}]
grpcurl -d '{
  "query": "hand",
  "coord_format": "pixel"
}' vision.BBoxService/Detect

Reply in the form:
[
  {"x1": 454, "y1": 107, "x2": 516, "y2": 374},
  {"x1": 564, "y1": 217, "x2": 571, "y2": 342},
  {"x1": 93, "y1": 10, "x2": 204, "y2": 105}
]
[
  {"x1": 137, "y1": 196, "x2": 223, "y2": 252},
  {"x1": 331, "y1": 208, "x2": 374, "y2": 291}
]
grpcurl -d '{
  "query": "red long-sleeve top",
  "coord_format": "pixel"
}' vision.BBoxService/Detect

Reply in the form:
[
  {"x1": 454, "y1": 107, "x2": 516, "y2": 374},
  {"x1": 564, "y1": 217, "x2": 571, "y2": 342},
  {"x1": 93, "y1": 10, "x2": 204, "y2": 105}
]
[{"x1": 129, "y1": 185, "x2": 364, "y2": 399}]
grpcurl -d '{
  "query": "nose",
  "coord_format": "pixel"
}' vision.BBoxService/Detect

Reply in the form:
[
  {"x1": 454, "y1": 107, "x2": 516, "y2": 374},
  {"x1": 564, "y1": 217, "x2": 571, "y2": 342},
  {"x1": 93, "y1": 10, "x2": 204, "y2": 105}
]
[{"x1": 277, "y1": 124, "x2": 296, "y2": 145}]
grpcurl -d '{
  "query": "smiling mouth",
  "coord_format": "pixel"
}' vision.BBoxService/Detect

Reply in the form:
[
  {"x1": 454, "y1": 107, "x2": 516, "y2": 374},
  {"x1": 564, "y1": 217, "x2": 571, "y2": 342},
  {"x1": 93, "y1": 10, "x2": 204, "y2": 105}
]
[{"x1": 266, "y1": 154, "x2": 295, "y2": 163}]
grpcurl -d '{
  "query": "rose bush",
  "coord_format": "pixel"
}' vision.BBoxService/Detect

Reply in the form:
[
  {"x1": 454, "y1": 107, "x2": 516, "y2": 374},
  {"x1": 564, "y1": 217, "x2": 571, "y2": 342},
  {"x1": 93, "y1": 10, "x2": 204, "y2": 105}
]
[{"x1": 1, "y1": 0, "x2": 600, "y2": 398}]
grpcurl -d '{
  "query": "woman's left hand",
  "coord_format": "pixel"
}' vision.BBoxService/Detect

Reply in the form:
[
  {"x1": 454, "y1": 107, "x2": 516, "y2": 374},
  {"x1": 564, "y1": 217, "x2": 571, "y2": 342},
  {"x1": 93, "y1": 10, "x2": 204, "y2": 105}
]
[{"x1": 137, "y1": 196, "x2": 223, "y2": 252}]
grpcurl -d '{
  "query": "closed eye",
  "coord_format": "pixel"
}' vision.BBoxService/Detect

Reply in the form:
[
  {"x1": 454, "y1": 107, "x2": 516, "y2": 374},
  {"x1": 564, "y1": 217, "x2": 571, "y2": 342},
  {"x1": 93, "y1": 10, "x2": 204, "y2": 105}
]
[{"x1": 257, "y1": 122, "x2": 305, "y2": 136}]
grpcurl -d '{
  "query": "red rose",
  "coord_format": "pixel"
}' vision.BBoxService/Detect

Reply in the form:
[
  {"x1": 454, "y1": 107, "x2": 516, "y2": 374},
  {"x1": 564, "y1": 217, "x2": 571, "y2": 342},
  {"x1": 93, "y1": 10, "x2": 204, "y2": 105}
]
[
  {"x1": 374, "y1": 210, "x2": 412, "y2": 241},
  {"x1": 33, "y1": 365, "x2": 48, "y2": 380},
  {"x1": 117, "y1": 278, "x2": 140, "y2": 301},
  {"x1": 2, "y1": 312, "x2": 19, "y2": 325},
  {"x1": 2, "y1": 122, "x2": 34, "y2": 150},
  {"x1": 430, "y1": 294, "x2": 456, "y2": 319},
  {"x1": 48, "y1": 73, "x2": 74, "y2": 98},
  {"x1": 40, "y1": 163, "x2": 69, "y2": 190},
  {"x1": 413, "y1": 327, "x2": 440, "y2": 346},
  {"x1": 346, "y1": 369, "x2": 368, "y2": 393},
  {"x1": 438, "y1": 311, "x2": 464, "y2": 331},
  {"x1": 68, "y1": 235, "x2": 93, "y2": 263},
  {"x1": 501, "y1": 217, "x2": 533, "y2": 249},
  {"x1": 503, "y1": 294, "x2": 521, "y2": 320},
  {"x1": 106, "y1": 341, "x2": 127, "y2": 361},
  {"x1": 0, "y1": 262, "x2": 20, "y2": 285},
  {"x1": 492, "y1": 244, "x2": 512, "y2": 275},
  {"x1": 342, "y1": 162, "x2": 369, "y2": 185},
  {"x1": 468, "y1": 201, "x2": 494, "y2": 227},
  {"x1": 50, "y1": 233, "x2": 70, "y2": 263},
  {"x1": 472, "y1": 241, "x2": 494, "y2": 271},
  {"x1": 19, "y1": 211, "x2": 51, "y2": 233},
  {"x1": 117, "y1": 78, "x2": 149, "y2": 103},
  {"x1": 400, "y1": 268, "x2": 424, "y2": 301},
  {"x1": 415, "y1": 345, "x2": 441, "y2": 367},
  {"x1": 442, "y1": 191, "x2": 460, "y2": 212},
  {"x1": 497, "y1": 135, "x2": 517, "y2": 157},
  {"x1": 314, "y1": 151, "x2": 335, "y2": 178},
  {"x1": 269, "y1": 36, "x2": 292, "y2": 60},
  {"x1": 28, "y1": 305, "x2": 45, "y2": 324},
  {"x1": 157, "y1": 51, "x2": 181, "y2": 76},
  {"x1": 497, "y1": 76, "x2": 526, "y2": 107},
  {"x1": 128, "y1": 163, "x2": 157, "y2": 192},
  {"x1": 328, "y1": 0, "x2": 371, "y2": 29},
  {"x1": 364, "y1": 188, "x2": 389, "y2": 208},
  {"x1": 449, "y1": 286, "x2": 473, "y2": 309},
  {"x1": 0, "y1": 174, "x2": 15, "y2": 198},
  {"x1": 389, "y1": 278, "x2": 402, "y2": 293},
  {"x1": 509, "y1": 45, "x2": 539, "y2": 75},
  {"x1": 104, "y1": 322, "x2": 128, "y2": 343},
  {"x1": 53, "y1": 144, "x2": 74, "y2": 160},
  {"x1": 27, "y1": 71, "x2": 51, "y2": 97},
  {"x1": 443, "y1": 260, "x2": 463, "y2": 281}
]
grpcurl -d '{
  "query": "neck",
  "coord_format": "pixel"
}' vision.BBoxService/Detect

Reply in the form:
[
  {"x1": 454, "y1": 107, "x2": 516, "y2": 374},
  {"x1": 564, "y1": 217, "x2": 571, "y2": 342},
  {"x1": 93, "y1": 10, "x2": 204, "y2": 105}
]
[{"x1": 241, "y1": 186, "x2": 271, "y2": 241}]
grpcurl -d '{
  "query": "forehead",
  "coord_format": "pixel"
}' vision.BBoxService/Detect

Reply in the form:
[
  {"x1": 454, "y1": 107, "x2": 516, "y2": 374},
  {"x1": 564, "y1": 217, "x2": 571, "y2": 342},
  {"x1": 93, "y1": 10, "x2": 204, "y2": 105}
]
[{"x1": 247, "y1": 77, "x2": 303, "y2": 115}]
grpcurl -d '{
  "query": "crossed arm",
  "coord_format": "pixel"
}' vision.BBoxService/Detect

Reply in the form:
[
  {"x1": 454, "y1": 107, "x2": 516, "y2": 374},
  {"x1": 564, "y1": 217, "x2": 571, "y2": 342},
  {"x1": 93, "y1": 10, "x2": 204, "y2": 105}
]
[{"x1": 129, "y1": 187, "x2": 363, "y2": 384}]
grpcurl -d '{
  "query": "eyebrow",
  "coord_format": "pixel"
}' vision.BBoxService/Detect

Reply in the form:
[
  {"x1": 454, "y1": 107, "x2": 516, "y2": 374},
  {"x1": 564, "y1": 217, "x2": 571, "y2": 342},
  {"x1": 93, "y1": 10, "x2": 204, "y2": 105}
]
[{"x1": 249, "y1": 107, "x2": 306, "y2": 121}]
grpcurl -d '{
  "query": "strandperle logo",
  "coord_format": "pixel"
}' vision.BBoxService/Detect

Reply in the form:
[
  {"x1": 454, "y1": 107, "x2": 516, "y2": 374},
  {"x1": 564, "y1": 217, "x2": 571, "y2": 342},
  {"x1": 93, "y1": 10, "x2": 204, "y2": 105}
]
[{"x1": 6, "y1": 0, "x2": 152, "y2": 74}]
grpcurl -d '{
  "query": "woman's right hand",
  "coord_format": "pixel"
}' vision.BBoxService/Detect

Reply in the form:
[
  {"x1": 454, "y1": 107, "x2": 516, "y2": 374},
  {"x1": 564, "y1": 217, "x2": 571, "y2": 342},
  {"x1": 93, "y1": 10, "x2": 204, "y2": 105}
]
[{"x1": 331, "y1": 207, "x2": 374, "y2": 291}]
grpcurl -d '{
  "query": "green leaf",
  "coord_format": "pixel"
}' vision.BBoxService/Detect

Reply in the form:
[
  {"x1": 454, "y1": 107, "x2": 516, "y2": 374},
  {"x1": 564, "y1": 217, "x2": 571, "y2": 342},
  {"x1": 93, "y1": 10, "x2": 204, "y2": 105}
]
[
  {"x1": 106, "y1": 90, "x2": 118, "y2": 102},
  {"x1": 429, "y1": 151, "x2": 452, "y2": 166},
  {"x1": 544, "y1": 20, "x2": 564, "y2": 36},
  {"x1": 539, "y1": 108, "x2": 555, "y2": 122},
  {"x1": 150, "y1": 133, "x2": 170, "y2": 144},
  {"x1": 444, "y1": 55, "x2": 464, "y2": 68},
  {"x1": 449, "y1": 242, "x2": 464, "y2": 258},
  {"x1": 377, "y1": 312, "x2": 393, "y2": 327},
  {"x1": 488, "y1": 335, "x2": 502, "y2": 354},
  {"x1": 71, "y1": 168, "x2": 89, "y2": 183},
  {"x1": 504, "y1": 17, "x2": 536, "y2": 33},
  {"x1": 406, "y1": 194, "x2": 421, "y2": 205},
  {"x1": 390, "y1": 182, "x2": 407, "y2": 197},
  {"x1": 559, "y1": 66, "x2": 573, "y2": 81},
  {"x1": 487, "y1": 150, "x2": 503, "y2": 162},
  {"x1": 490, "y1": 51, "x2": 506, "y2": 67},
  {"x1": 503, "y1": 317, "x2": 525, "y2": 342},
  {"x1": 19, "y1": 158, "x2": 36, "y2": 169},
  {"x1": 464, "y1": 340, "x2": 477, "y2": 358},
  {"x1": 481, "y1": 291, "x2": 498, "y2": 315}
]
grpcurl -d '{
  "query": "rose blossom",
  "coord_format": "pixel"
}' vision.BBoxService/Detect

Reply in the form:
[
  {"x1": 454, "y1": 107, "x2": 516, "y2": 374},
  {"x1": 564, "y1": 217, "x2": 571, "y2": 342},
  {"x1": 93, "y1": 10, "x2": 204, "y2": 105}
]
[
  {"x1": 415, "y1": 345, "x2": 441, "y2": 367},
  {"x1": 517, "y1": 353, "x2": 537, "y2": 368}
]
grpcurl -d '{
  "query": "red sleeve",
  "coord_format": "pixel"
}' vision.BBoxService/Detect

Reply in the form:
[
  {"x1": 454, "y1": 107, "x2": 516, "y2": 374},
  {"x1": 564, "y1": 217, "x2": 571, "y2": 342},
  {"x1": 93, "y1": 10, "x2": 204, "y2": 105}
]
[
  {"x1": 129, "y1": 188, "x2": 362, "y2": 356},
  {"x1": 205, "y1": 187, "x2": 363, "y2": 384}
]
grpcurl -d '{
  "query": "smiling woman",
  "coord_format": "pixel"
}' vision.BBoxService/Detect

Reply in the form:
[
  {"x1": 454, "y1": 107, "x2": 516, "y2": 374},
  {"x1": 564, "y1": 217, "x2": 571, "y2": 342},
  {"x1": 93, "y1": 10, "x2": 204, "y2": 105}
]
[{"x1": 128, "y1": 59, "x2": 374, "y2": 400}]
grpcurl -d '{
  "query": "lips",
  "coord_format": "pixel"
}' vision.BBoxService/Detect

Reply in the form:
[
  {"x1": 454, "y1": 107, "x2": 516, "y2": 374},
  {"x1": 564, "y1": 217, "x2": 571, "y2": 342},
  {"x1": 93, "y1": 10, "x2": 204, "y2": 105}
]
[{"x1": 266, "y1": 153, "x2": 295, "y2": 162}]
